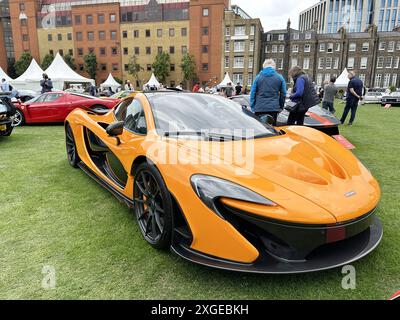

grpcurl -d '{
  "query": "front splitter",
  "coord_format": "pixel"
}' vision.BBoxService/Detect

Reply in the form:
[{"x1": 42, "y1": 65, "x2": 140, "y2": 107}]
[{"x1": 171, "y1": 217, "x2": 383, "y2": 274}]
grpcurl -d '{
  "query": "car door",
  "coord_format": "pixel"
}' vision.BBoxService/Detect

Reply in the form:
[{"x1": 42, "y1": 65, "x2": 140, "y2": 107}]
[
  {"x1": 27, "y1": 93, "x2": 64, "y2": 122},
  {"x1": 43, "y1": 93, "x2": 66, "y2": 122}
]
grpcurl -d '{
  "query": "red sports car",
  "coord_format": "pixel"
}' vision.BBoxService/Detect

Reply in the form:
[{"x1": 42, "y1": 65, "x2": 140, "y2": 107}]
[{"x1": 13, "y1": 91, "x2": 118, "y2": 126}]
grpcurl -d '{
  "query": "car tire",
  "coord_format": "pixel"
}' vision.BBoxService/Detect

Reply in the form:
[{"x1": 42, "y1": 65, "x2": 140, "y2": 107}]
[
  {"x1": 65, "y1": 123, "x2": 80, "y2": 168},
  {"x1": 133, "y1": 162, "x2": 173, "y2": 250},
  {"x1": 13, "y1": 109, "x2": 25, "y2": 127}
]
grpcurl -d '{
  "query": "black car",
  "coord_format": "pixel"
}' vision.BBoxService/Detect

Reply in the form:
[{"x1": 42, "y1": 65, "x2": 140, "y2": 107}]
[
  {"x1": 0, "y1": 94, "x2": 16, "y2": 137},
  {"x1": 381, "y1": 91, "x2": 400, "y2": 106},
  {"x1": 230, "y1": 95, "x2": 340, "y2": 136}
]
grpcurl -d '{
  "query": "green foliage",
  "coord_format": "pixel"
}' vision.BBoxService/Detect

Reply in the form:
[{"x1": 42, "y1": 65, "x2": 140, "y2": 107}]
[
  {"x1": 84, "y1": 53, "x2": 98, "y2": 80},
  {"x1": 114, "y1": 77, "x2": 123, "y2": 85},
  {"x1": 41, "y1": 53, "x2": 55, "y2": 70},
  {"x1": 14, "y1": 52, "x2": 32, "y2": 76},
  {"x1": 63, "y1": 54, "x2": 76, "y2": 70},
  {"x1": 127, "y1": 55, "x2": 144, "y2": 86},
  {"x1": 389, "y1": 85, "x2": 397, "y2": 93},
  {"x1": 180, "y1": 54, "x2": 197, "y2": 82},
  {"x1": 152, "y1": 52, "x2": 170, "y2": 83}
]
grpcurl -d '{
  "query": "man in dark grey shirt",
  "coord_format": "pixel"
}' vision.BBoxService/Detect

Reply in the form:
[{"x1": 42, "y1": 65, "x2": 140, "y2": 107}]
[{"x1": 322, "y1": 77, "x2": 338, "y2": 113}]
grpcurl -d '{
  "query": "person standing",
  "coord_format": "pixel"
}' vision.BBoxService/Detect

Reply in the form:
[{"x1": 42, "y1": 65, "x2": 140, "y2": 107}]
[
  {"x1": 288, "y1": 66, "x2": 320, "y2": 125},
  {"x1": 322, "y1": 77, "x2": 338, "y2": 113},
  {"x1": 40, "y1": 73, "x2": 53, "y2": 94},
  {"x1": 1, "y1": 78, "x2": 10, "y2": 92},
  {"x1": 192, "y1": 82, "x2": 200, "y2": 93},
  {"x1": 235, "y1": 82, "x2": 243, "y2": 96},
  {"x1": 250, "y1": 59, "x2": 287, "y2": 126},
  {"x1": 125, "y1": 80, "x2": 133, "y2": 91},
  {"x1": 89, "y1": 83, "x2": 97, "y2": 96},
  {"x1": 340, "y1": 71, "x2": 364, "y2": 125}
]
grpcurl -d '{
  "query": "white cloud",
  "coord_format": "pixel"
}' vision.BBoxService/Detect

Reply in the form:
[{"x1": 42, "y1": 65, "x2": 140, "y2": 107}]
[{"x1": 232, "y1": 0, "x2": 318, "y2": 31}]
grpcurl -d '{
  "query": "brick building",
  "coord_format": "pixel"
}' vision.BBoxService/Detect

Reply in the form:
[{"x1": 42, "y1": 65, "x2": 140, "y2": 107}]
[{"x1": 264, "y1": 23, "x2": 400, "y2": 88}]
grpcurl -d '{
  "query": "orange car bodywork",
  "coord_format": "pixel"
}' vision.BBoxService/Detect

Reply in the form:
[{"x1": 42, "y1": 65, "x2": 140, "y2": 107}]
[{"x1": 66, "y1": 93, "x2": 381, "y2": 264}]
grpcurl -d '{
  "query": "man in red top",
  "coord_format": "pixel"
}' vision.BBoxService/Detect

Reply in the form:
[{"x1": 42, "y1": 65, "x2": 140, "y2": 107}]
[{"x1": 192, "y1": 83, "x2": 200, "y2": 93}]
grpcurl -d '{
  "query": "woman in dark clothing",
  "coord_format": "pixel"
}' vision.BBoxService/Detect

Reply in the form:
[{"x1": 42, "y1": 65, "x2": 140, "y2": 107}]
[{"x1": 288, "y1": 66, "x2": 320, "y2": 125}]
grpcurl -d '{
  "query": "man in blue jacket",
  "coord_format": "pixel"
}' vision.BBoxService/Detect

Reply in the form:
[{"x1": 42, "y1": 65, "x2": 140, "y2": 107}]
[{"x1": 250, "y1": 59, "x2": 287, "y2": 126}]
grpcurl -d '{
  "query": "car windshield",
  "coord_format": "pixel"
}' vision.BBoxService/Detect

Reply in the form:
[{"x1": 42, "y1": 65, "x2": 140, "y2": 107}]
[
  {"x1": 147, "y1": 93, "x2": 277, "y2": 140},
  {"x1": 111, "y1": 91, "x2": 133, "y2": 99},
  {"x1": 391, "y1": 91, "x2": 400, "y2": 97},
  {"x1": 0, "y1": 101, "x2": 7, "y2": 113}
]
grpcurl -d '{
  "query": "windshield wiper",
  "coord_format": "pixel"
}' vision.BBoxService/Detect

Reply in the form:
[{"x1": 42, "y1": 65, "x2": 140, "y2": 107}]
[{"x1": 164, "y1": 131, "x2": 206, "y2": 137}]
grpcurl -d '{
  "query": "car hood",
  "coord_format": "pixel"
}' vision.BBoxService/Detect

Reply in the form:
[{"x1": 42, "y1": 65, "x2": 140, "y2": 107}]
[{"x1": 164, "y1": 128, "x2": 380, "y2": 223}]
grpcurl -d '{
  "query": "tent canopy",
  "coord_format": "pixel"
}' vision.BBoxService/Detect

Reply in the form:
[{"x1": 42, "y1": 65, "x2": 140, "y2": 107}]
[
  {"x1": 0, "y1": 67, "x2": 12, "y2": 82},
  {"x1": 100, "y1": 73, "x2": 121, "y2": 90},
  {"x1": 45, "y1": 53, "x2": 94, "y2": 85},
  {"x1": 335, "y1": 68, "x2": 350, "y2": 88},
  {"x1": 12, "y1": 59, "x2": 44, "y2": 83},
  {"x1": 144, "y1": 73, "x2": 160, "y2": 88},
  {"x1": 218, "y1": 73, "x2": 234, "y2": 87}
]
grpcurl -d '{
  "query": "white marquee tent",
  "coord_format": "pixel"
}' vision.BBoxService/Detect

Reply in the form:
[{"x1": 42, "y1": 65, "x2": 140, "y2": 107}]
[
  {"x1": 45, "y1": 53, "x2": 94, "y2": 90},
  {"x1": 335, "y1": 68, "x2": 350, "y2": 88},
  {"x1": 0, "y1": 66, "x2": 12, "y2": 82},
  {"x1": 100, "y1": 73, "x2": 121, "y2": 91},
  {"x1": 144, "y1": 73, "x2": 161, "y2": 89},
  {"x1": 11, "y1": 59, "x2": 44, "y2": 92},
  {"x1": 218, "y1": 72, "x2": 234, "y2": 87}
]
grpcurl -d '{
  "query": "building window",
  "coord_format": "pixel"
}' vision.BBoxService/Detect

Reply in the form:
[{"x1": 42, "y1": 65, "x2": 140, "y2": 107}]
[
  {"x1": 49, "y1": 50, "x2": 54, "y2": 56},
  {"x1": 347, "y1": 57, "x2": 355, "y2": 69},
  {"x1": 250, "y1": 25, "x2": 255, "y2": 36},
  {"x1": 225, "y1": 41, "x2": 230, "y2": 52},
  {"x1": 203, "y1": 8, "x2": 209, "y2": 16},
  {"x1": 379, "y1": 42, "x2": 386, "y2": 50},
  {"x1": 234, "y1": 57, "x2": 244, "y2": 68},
  {"x1": 48, "y1": 34, "x2": 52, "y2": 41},
  {"x1": 291, "y1": 58, "x2": 298, "y2": 68},
  {"x1": 224, "y1": 56, "x2": 229, "y2": 68},
  {"x1": 124, "y1": 64, "x2": 129, "y2": 71},
  {"x1": 304, "y1": 44, "x2": 311, "y2": 52},
  {"x1": 203, "y1": 27, "x2": 209, "y2": 36},
  {"x1": 76, "y1": 32, "x2": 82, "y2": 41},
  {"x1": 278, "y1": 34, "x2": 284, "y2": 41},
  {"x1": 110, "y1": 14, "x2": 116, "y2": 23},
  {"x1": 349, "y1": 43, "x2": 356, "y2": 51},
  {"x1": 147, "y1": 64, "x2": 152, "y2": 71},
  {"x1": 68, "y1": 49, "x2": 73, "y2": 56},
  {"x1": 225, "y1": 27, "x2": 230, "y2": 36},
  {"x1": 170, "y1": 64, "x2": 175, "y2": 72},
  {"x1": 99, "y1": 31, "x2": 105, "y2": 40},
  {"x1": 375, "y1": 74, "x2": 382, "y2": 87},
  {"x1": 326, "y1": 57, "x2": 332, "y2": 69},
  {"x1": 57, "y1": 34, "x2": 62, "y2": 41},
  {"x1": 383, "y1": 74, "x2": 391, "y2": 88},
  {"x1": 110, "y1": 47, "x2": 117, "y2": 55},
  {"x1": 272, "y1": 45, "x2": 278, "y2": 53},
  {"x1": 234, "y1": 41, "x2": 245, "y2": 52},
  {"x1": 19, "y1": 3, "x2": 25, "y2": 10},
  {"x1": 305, "y1": 32, "x2": 312, "y2": 40},
  {"x1": 279, "y1": 45, "x2": 284, "y2": 53},
  {"x1": 392, "y1": 74, "x2": 398, "y2": 86},
  {"x1": 170, "y1": 46, "x2": 175, "y2": 54},
  {"x1": 110, "y1": 31, "x2": 117, "y2": 40},
  {"x1": 335, "y1": 43, "x2": 340, "y2": 51},
  {"x1": 334, "y1": 57, "x2": 339, "y2": 69},
  {"x1": 112, "y1": 63, "x2": 119, "y2": 71},
  {"x1": 22, "y1": 34, "x2": 29, "y2": 42},
  {"x1": 233, "y1": 73, "x2": 243, "y2": 85},
  {"x1": 202, "y1": 45, "x2": 209, "y2": 53},
  {"x1": 169, "y1": 28, "x2": 175, "y2": 37},
  {"x1": 79, "y1": 64, "x2": 84, "y2": 71},
  {"x1": 181, "y1": 46, "x2": 187, "y2": 54},
  {"x1": 67, "y1": 33, "x2": 72, "y2": 41},
  {"x1": 362, "y1": 42, "x2": 369, "y2": 51},
  {"x1": 293, "y1": 33, "x2": 299, "y2": 40},
  {"x1": 157, "y1": 29, "x2": 162, "y2": 37},
  {"x1": 235, "y1": 26, "x2": 246, "y2": 36},
  {"x1": 146, "y1": 47, "x2": 151, "y2": 55},
  {"x1": 87, "y1": 32, "x2": 94, "y2": 41},
  {"x1": 248, "y1": 57, "x2": 253, "y2": 69},
  {"x1": 385, "y1": 56, "x2": 393, "y2": 68},
  {"x1": 101, "y1": 64, "x2": 107, "y2": 71},
  {"x1": 77, "y1": 48, "x2": 83, "y2": 56},
  {"x1": 86, "y1": 15, "x2": 93, "y2": 24},
  {"x1": 145, "y1": 30, "x2": 151, "y2": 37},
  {"x1": 181, "y1": 28, "x2": 187, "y2": 36},
  {"x1": 99, "y1": 47, "x2": 106, "y2": 56},
  {"x1": 134, "y1": 30, "x2": 139, "y2": 38},
  {"x1": 122, "y1": 31, "x2": 128, "y2": 38},
  {"x1": 74, "y1": 15, "x2": 81, "y2": 25},
  {"x1": 157, "y1": 46, "x2": 163, "y2": 54},
  {"x1": 277, "y1": 58, "x2": 283, "y2": 70},
  {"x1": 135, "y1": 47, "x2": 140, "y2": 55},
  {"x1": 359, "y1": 74, "x2": 366, "y2": 83},
  {"x1": 98, "y1": 14, "x2": 105, "y2": 24},
  {"x1": 397, "y1": 42, "x2": 400, "y2": 50},
  {"x1": 249, "y1": 41, "x2": 254, "y2": 52},
  {"x1": 248, "y1": 73, "x2": 253, "y2": 85},
  {"x1": 88, "y1": 48, "x2": 94, "y2": 53},
  {"x1": 360, "y1": 57, "x2": 368, "y2": 69},
  {"x1": 395, "y1": 57, "x2": 400, "y2": 69},
  {"x1": 202, "y1": 63, "x2": 209, "y2": 71},
  {"x1": 292, "y1": 45, "x2": 299, "y2": 53},
  {"x1": 265, "y1": 45, "x2": 269, "y2": 53},
  {"x1": 123, "y1": 47, "x2": 128, "y2": 55},
  {"x1": 319, "y1": 43, "x2": 325, "y2": 52},
  {"x1": 20, "y1": 18, "x2": 27, "y2": 26},
  {"x1": 318, "y1": 57, "x2": 325, "y2": 69},
  {"x1": 377, "y1": 56, "x2": 384, "y2": 68},
  {"x1": 388, "y1": 41, "x2": 395, "y2": 52},
  {"x1": 266, "y1": 34, "x2": 271, "y2": 41}
]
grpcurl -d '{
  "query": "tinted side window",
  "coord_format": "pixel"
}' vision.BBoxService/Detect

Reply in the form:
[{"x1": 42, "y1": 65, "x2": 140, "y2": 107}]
[
  {"x1": 114, "y1": 98, "x2": 133, "y2": 121},
  {"x1": 124, "y1": 99, "x2": 147, "y2": 135},
  {"x1": 44, "y1": 93, "x2": 62, "y2": 102}
]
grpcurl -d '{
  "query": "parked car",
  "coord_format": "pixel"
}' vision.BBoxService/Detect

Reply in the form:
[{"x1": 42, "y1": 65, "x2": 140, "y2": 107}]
[
  {"x1": 230, "y1": 95, "x2": 340, "y2": 136},
  {"x1": 0, "y1": 94, "x2": 16, "y2": 136},
  {"x1": 13, "y1": 91, "x2": 119, "y2": 126},
  {"x1": 381, "y1": 91, "x2": 400, "y2": 106},
  {"x1": 64, "y1": 91, "x2": 382, "y2": 273},
  {"x1": 364, "y1": 91, "x2": 383, "y2": 104}
]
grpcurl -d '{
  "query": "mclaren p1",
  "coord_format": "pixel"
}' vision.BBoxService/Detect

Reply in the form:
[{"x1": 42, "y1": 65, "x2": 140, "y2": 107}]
[
  {"x1": 65, "y1": 91, "x2": 382, "y2": 273},
  {"x1": 230, "y1": 95, "x2": 340, "y2": 136}
]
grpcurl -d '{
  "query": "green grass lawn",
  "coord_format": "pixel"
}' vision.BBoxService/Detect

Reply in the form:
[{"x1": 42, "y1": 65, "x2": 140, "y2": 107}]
[{"x1": 0, "y1": 102, "x2": 399, "y2": 300}]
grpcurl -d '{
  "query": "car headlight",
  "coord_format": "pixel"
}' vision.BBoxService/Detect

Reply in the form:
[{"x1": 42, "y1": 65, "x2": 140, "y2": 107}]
[{"x1": 191, "y1": 175, "x2": 276, "y2": 218}]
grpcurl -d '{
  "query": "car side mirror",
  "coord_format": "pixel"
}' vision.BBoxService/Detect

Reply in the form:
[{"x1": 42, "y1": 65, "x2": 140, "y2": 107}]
[
  {"x1": 106, "y1": 121, "x2": 124, "y2": 136},
  {"x1": 259, "y1": 114, "x2": 275, "y2": 126}
]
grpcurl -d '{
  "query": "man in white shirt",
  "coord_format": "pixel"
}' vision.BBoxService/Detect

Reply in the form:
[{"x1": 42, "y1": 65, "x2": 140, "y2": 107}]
[{"x1": 1, "y1": 79, "x2": 11, "y2": 92}]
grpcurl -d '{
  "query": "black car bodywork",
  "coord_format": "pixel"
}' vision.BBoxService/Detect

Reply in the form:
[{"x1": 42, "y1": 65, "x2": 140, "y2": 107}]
[
  {"x1": 230, "y1": 95, "x2": 340, "y2": 136},
  {"x1": 0, "y1": 94, "x2": 16, "y2": 136}
]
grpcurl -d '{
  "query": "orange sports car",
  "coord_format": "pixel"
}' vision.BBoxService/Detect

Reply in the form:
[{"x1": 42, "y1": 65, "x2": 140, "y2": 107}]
[{"x1": 65, "y1": 91, "x2": 382, "y2": 273}]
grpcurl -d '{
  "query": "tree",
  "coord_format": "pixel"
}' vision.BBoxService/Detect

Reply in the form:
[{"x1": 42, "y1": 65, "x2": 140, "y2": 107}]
[
  {"x1": 127, "y1": 55, "x2": 144, "y2": 87},
  {"x1": 14, "y1": 52, "x2": 32, "y2": 76},
  {"x1": 84, "y1": 53, "x2": 98, "y2": 80},
  {"x1": 63, "y1": 54, "x2": 76, "y2": 70},
  {"x1": 180, "y1": 54, "x2": 197, "y2": 88},
  {"x1": 41, "y1": 53, "x2": 54, "y2": 70},
  {"x1": 152, "y1": 52, "x2": 170, "y2": 84}
]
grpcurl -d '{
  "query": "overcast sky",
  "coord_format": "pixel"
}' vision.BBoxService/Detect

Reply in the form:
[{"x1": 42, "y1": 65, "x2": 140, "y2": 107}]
[{"x1": 233, "y1": 0, "x2": 318, "y2": 31}]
